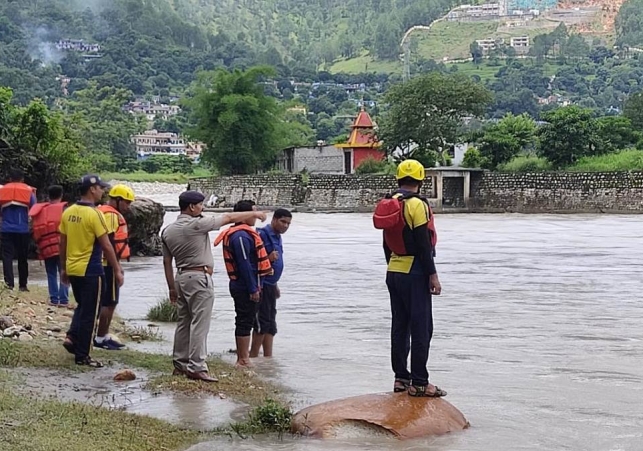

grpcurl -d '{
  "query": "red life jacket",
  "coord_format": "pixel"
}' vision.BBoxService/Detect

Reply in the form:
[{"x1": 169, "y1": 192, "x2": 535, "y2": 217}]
[
  {"x1": 373, "y1": 192, "x2": 437, "y2": 256},
  {"x1": 29, "y1": 201, "x2": 67, "y2": 260},
  {"x1": 0, "y1": 182, "x2": 36, "y2": 209},
  {"x1": 97, "y1": 205, "x2": 130, "y2": 260}
]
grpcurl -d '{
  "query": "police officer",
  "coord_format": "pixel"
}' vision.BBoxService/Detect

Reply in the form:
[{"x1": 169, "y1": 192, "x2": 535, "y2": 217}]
[
  {"x1": 162, "y1": 191, "x2": 266, "y2": 382},
  {"x1": 383, "y1": 160, "x2": 446, "y2": 398}
]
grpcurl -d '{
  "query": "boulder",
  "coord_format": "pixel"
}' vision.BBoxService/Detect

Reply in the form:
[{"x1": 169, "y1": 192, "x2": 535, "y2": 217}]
[
  {"x1": 291, "y1": 392, "x2": 469, "y2": 440},
  {"x1": 124, "y1": 197, "x2": 165, "y2": 257},
  {"x1": 0, "y1": 315, "x2": 13, "y2": 330},
  {"x1": 114, "y1": 369, "x2": 136, "y2": 381}
]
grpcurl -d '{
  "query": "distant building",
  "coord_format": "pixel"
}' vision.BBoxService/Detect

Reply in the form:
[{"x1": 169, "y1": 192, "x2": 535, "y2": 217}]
[
  {"x1": 56, "y1": 39, "x2": 101, "y2": 53},
  {"x1": 510, "y1": 36, "x2": 530, "y2": 48},
  {"x1": 334, "y1": 108, "x2": 384, "y2": 174},
  {"x1": 132, "y1": 130, "x2": 187, "y2": 159},
  {"x1": 124, "y1": 100, "x2": 181, "y2": 122},
  {"x1": 476, "y1": 38, "x2": 504, "y2": 51}
]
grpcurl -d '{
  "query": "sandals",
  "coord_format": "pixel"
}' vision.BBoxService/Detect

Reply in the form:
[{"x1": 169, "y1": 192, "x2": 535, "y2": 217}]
[
  {"x1": 75, "y1": 357, "x2": 104, "y2": 368},
  {"x1": 394, "y1": 378, "x2": 411, "y2": 393},
  {"x1": 408, "y1": 384, "x2": 447, "y2": 398}
]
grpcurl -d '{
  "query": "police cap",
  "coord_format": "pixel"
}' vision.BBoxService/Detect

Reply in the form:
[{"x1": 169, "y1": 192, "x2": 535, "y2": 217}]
[{"x1": 178, "y1": 190, "x2": 205, "y2": 205}]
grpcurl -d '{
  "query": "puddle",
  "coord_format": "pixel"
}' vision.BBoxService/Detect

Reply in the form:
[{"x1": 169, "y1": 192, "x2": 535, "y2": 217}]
[{"x1": 7, "y1": 366, "x2": 245, "y2": 430}]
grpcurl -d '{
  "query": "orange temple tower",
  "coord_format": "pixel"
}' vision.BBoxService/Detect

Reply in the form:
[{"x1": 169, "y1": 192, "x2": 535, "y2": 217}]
[{"x1": 334, "y1": 107, "x2": 384, "y2": 174}]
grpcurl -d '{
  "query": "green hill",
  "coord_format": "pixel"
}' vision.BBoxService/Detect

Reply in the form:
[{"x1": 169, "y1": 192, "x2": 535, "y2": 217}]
[{"x1": 0, "y1": 0, "x2": 463, "y2": 103}]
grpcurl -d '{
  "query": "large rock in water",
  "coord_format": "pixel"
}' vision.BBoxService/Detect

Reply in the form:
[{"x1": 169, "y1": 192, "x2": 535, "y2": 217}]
[
  {"x1": 125, "y1": 197, "x2": 165, "y2": 257},
  {"x1": 291, "y1": 392, "x2": 469, "y2": 439}
]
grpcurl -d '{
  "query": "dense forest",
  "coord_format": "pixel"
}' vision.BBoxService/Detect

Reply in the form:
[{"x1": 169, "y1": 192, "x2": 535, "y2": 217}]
[{"x1": 0, "y1": 0, "x2": 462, "y2": 103}]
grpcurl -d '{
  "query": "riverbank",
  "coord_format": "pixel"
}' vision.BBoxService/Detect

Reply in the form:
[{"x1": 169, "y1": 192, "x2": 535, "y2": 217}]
[{"x1": 0, "y1": 287, "x2": 290, "y2": 451}]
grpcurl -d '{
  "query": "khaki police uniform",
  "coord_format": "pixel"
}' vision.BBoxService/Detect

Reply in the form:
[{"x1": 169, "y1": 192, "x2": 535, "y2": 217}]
[{"x1": 162, "y1": 214, "x2": 224, "y2": 374}]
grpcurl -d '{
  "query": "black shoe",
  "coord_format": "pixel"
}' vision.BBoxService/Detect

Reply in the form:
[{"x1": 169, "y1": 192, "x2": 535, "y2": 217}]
[{"x1": 19, "y1": 286, "x2": 29, "y2": 292}]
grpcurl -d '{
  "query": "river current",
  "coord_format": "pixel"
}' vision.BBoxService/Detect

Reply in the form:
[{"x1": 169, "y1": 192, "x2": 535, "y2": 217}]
[{"x1": 113, "y1": 202, "x2": 643, "y2": 451}]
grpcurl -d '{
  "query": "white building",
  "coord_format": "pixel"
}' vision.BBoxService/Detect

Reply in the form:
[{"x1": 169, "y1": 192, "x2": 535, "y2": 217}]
[{"x1": 132, "y1": 130, "x2": 187, "y2": 159}]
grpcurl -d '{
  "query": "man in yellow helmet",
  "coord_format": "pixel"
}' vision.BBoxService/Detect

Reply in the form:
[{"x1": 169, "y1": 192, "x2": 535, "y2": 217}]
[
  {"x1": 374, "y1": 159, "x2": 445, "y2": 398},
  {"x1": 95, "y1": 184, "x2": 135, "y2": 350}
]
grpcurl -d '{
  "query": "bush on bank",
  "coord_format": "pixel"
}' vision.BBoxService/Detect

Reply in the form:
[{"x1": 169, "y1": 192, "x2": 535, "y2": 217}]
[{"x1": 146, "y1": 297, "x2": 179, "y2": 322}]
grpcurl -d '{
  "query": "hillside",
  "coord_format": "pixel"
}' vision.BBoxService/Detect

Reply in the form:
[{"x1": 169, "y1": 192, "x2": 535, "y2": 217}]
[{"x1": 0, "y1": 0, "x2": 464, "y2": 103}]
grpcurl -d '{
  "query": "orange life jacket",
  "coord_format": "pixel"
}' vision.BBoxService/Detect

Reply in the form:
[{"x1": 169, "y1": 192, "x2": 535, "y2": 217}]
[
  {"x1": 213, "y1": 224, "x2": 273, "y2": 281},
  {"x1": 0, "y1": 182, "x2": 36, "y2": 209},
  {"x1": 29, "y1": 201, "x2": 67, "y2": 260},
  {"x1": 97, "y1": 204, "x2": 130, "y2": 260}
]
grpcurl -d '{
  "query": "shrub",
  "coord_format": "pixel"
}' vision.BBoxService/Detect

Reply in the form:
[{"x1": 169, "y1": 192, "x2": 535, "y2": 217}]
[
  {"x1": 355, "y1": 156, "x2": 387, "y2": 174},
  {"x1": 146, "y1": 297, "x2": 179, "y2": 322},
  {"x1": 568, "y1": 149, "x2": 643, "y2": 172},
  {"x1": 461, "y1": 147, "x2": 486, "y2": 168},
  {"x1": 230, "y1": 398, "x2": 293, "y2": 438},
  {"x1": 499, "y1": 155, "x2": 552, "y2": 172}
]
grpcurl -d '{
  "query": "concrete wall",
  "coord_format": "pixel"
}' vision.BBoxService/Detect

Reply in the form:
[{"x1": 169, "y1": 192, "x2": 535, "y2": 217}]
[
  {"x1": 190, "y1": 171, "x2": 643, "y2": 213},
  {"x1": 276, "y1": 146, "x2": 343, "y2": 174}
]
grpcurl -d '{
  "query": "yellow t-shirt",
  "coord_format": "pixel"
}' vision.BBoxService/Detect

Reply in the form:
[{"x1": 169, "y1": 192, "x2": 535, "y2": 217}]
[
  {"x1": 387, "y1": 196, "x2": 429, "y2": 274},
  {"x1": 59, "y1": 203, "x2": 109, "y2": 277},
  {"x1": 102, "y1": 210, "x2": 120, "y2": 266}
]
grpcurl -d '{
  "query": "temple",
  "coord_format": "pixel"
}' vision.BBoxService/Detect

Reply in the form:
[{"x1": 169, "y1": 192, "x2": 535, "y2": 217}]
[{"x1": 334, "y1": 107, "x2": 385, "y2": 174}]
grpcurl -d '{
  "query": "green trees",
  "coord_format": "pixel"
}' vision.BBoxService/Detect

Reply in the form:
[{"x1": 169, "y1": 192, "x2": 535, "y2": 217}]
[
  {"x1": 623, "y1": 91, "x2": 643, "y2": 131},
  {"x1": 615, "y1": 0, "x2": 643, "y2": 48},
  {"x1": 187, "y1": 66, "x2": 284, "y2": 175},
  {"x1": 380, "y1": 73, "x2": 491, "y2": 166},
  {"x1": 0, "y1": 87, "x2": 86, "y2": 191},
  {"x1": 478, "y1": 114, "x2": 537, "y2": 169},
  {"x1": 538, "y1": 106, "x2": 604, "y2": 168},
  {"x1": 62, "y1": 83, "x2": 145, "y2": 171}
]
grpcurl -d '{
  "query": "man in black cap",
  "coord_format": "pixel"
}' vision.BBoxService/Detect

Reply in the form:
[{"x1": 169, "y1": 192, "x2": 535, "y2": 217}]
[
  {"x1": 162, "y1": 191, "x2": 267, "y2": 382},
  {"x1": 59, "y1": 174, "x2": 123, "y2": 367}
]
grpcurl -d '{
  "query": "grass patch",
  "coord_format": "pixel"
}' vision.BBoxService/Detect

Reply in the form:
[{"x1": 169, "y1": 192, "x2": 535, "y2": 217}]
[
  {"x1": 146, "y1": 297, "x2": 179, "y2": 322},
  {"x1": 227, "y1": 399, "x2": 293, "y2": 438},
  {"x1": 328, "y1": 51, "x2": 401, "y2": 74},
  {"x1": 0, "y1": 386, "x2": 203, "y2": 451},
  {"x1": 499, "y1": 155, "x2": 552, "y2": 172},
  {"x1": 0, "y1": 339, "x2": 283, "y2": 406},
  {"x1": 415, "y1": 21, "x2": 498, "y2": 61},
  {"x1": 568, "y1": 149, "x2": 643, "y2": 172},
  {"x1": 122, "y1": 324, "x2": 163, "y2": 342}
]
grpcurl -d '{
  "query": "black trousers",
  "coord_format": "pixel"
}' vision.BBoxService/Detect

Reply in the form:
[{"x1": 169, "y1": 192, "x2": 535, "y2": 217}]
[
  {"x1": 67, "y1": 275, "x2": 103, "y2": 361},
  {"x1": 1, "y1": 232, "x2": 30, "y2": 289},
  {"x1": 254, "y1": 284, "x2": 278, "y2": 336},
  {"x1": 386, "y1": 271, "x2": 434, "y2": 387},
  {"x1": 231, "y1": 289, "x2": 258, "y2": 337}
]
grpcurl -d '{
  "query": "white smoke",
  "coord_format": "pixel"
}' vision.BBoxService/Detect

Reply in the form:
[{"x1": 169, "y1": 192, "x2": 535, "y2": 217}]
[{"x1": 26, "y1": 26, "x2": 64, "y2": 67}]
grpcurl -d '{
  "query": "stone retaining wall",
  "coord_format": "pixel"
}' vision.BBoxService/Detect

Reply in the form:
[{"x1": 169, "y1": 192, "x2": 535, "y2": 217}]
[
  {"x1": 473, "y1": 171, "x2": 643, "y2": 213},
  {"x1": 190, "y1": 171, "x2": 643, "y2": 213}
]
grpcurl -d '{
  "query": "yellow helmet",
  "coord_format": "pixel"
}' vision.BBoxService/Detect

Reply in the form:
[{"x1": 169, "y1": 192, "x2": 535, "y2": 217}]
[
  {"x1": 109, "y1": 184, "x2": 135, "y2": 202},
  {"x1": 395, "y1": 159, "x2": 425, "y2": 181}
]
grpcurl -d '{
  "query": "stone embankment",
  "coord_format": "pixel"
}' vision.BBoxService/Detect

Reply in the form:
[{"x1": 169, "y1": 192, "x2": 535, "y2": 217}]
[{"x1": 188, "y1": 171, "x2": 643, "y2": 214}]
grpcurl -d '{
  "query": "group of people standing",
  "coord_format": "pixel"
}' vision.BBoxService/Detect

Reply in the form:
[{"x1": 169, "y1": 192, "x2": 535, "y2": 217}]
[
  {"x1": 2, "y1": 160, "x2": 446, "y2": 397},
  {"x1": 161, "y1": 191, "x2": 291, "y2": 382},
  {"x1": 0, "y1": 171, "x2": 134, "y2": 366}
]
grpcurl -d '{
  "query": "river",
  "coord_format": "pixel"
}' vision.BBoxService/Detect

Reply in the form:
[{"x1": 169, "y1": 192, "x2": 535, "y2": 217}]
[{"x1": 114, "y1": 196, "x2": 643, "y2": 451}]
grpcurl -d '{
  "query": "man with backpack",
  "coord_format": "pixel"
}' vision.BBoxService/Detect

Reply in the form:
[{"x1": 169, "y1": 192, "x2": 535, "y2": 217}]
[{"x1": 373, "y1": 159, "x2": 446, "y2": 398}]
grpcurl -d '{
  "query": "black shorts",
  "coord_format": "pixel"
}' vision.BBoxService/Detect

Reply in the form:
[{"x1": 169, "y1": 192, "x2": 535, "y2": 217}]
[
  {"x1": 254, "y1": 284, "x2": 278, "y2": 336},
  {"x1": 100, "y1": 266, "x2": 120, "y2": 307}
]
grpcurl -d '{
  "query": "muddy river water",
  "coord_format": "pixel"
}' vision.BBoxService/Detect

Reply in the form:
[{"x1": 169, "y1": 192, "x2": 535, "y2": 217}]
[{"x1": 108, "y1": 208, "x2": 643, "y2": 451}]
